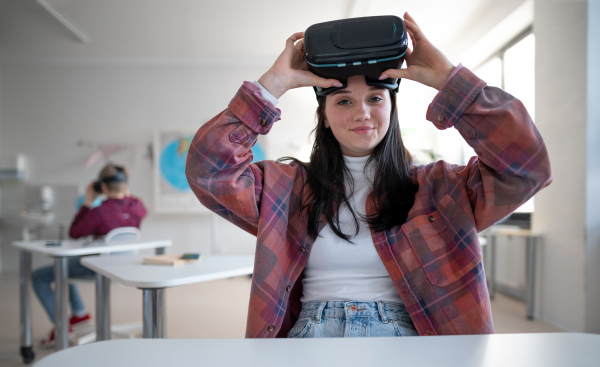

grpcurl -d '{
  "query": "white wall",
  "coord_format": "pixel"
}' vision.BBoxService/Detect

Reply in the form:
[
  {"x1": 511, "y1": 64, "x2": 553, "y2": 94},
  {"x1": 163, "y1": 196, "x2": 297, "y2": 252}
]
[
  {"x1": 533, "y1": 0, "x2": 600, "y2": 332},
  {"x1": 585, "y1": 0, "x2": 600, "y2": 332}
]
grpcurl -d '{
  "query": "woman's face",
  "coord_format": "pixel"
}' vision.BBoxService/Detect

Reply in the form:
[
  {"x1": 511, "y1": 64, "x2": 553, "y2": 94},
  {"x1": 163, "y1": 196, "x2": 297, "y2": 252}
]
[{"x1": 324, "y1": 75, "x2": 392, "y2": 157}]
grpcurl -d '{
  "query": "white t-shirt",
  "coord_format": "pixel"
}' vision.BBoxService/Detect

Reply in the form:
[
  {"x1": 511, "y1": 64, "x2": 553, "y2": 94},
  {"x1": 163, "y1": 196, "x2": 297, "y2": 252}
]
[{"x1": 301, "y1": 155, "x2": 404, "y2": 304}]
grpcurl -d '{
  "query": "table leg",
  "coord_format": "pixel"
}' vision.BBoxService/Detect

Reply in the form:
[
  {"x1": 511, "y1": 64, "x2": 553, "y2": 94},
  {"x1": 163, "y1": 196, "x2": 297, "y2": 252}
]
[
  {"x1": 142, "y1": 288, "x2": 165, "y2": 338},
  {"x1": 488, "y1": 234, "x2": 496, "y2": 299},
  {"x1": 95, "y1": 273, "x2": 111, "y2": 341},
  {"x1": 19, "y1": 251, "x2": 35, "y2": 364},
  {"x1": 53, "y1": 256, "x2": 69, "y2": 350},
  {"x1": 526, "y1": 237, "x2": 537, "y2": 320}
]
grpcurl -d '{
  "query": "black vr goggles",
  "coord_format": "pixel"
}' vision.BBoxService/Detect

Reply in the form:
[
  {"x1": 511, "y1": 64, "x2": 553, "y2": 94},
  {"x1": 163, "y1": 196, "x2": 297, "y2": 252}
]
[
  {"x1": 304, "y1": 15, "x2": 408, "y2": 97},
  {"x1": 93, "y1": 166, "x2": 127, "y2": 193}
]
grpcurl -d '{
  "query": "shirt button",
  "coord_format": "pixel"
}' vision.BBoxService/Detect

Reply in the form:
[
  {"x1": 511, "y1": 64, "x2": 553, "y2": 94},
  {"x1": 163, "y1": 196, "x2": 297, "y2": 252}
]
[
  {"x1": 300, "y1": 246, "x2": 306, "y2": 252},
  {"x1": 267, "y1": 325, "x2": 275, "y2": 332},
  {"x1": 437, "y1": 114, "x2": 445, "y2": 122},
  {"x1": 260, "y1": 119, "x2": 267, "y2": 126},
  {"x1": 428, "y1": 216, "x2": 436, "y2": 223},
  {"x1": 286, "y1": 285, "x2": 291, "y2": 292}
]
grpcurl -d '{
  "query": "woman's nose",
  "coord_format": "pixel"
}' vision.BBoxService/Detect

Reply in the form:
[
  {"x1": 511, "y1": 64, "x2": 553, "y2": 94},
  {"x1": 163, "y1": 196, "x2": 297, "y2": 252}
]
[{"x1": 353, "y1": 103, "x2": 370, "y2": 121}]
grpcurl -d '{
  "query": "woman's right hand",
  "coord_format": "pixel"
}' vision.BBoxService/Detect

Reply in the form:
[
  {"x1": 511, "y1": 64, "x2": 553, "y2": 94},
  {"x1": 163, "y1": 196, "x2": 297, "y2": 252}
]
[{"x1": 258, "y1": 32, "x2": 343, "y2": 99}]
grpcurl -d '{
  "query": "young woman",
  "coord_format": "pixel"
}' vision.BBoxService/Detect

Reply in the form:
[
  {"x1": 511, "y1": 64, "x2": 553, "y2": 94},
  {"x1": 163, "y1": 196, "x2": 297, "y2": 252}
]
[{"x1": 185, "y1": 13, "x2": 552, "y2": 338}]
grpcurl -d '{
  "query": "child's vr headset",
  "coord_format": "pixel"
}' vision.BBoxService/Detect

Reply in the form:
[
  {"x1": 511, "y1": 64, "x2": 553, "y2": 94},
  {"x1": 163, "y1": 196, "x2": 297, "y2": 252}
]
[
  {"x1": 93, "y1": 166, "x2": 127, "y2": 193},
  {"x1": 304, "y1": 15, "x2": 408, "y2": 97}
]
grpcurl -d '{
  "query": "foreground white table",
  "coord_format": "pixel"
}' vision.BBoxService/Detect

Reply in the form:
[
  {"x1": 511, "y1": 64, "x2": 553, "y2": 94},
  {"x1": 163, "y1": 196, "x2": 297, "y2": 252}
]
[
  {"x1": 12, "y1": 239, "x2": 172, "y2": 363},
  {"x1": 80, "y1": 254, "x2": 254, "y2": 339},
  {"x1": 33, "y1": 333, "x2": 598, "y2": 367}
]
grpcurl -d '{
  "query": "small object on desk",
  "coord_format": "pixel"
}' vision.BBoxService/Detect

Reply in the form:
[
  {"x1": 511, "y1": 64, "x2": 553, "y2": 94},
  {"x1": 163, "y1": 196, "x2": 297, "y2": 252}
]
[
  {"x1": 143, "y1": 253, "x2": 202, "y2": 266},
  {"x1": 45, "y1": 241, "x2": 62, "y2": 247},
  {"x1": 181, "y1": 253, "x2": 200, "y2": 260}
]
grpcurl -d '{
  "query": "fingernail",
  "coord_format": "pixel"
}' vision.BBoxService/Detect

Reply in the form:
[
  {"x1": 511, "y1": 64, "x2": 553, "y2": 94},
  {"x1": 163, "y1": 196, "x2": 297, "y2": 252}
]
[
  {"x1": 379, "y1": 75, "x2": 389, "y2": 80},
  {"x1": 333, "y1": 82, "x2": 343, "y2": 87}
]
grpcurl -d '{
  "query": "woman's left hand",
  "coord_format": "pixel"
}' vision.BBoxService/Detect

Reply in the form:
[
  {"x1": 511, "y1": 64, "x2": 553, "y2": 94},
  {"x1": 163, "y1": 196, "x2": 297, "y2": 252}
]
[{"x1": 380, "y1": 12, "x2": 455, "y2": 90}]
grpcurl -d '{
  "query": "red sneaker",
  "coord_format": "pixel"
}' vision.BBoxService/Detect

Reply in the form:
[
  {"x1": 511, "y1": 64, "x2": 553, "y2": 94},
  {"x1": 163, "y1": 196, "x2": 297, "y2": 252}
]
[
  {"x1": 39, "y1": 326, "x2": 73, "y2": 349},
  {"x1": 69, "y1": 313, "x2": 92, "y2": 328}
]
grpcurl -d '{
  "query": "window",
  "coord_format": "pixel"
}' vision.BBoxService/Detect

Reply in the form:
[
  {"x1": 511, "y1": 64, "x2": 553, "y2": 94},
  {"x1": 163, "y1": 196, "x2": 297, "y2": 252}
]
[{"x1": 472, "y1": 30, "x2": 536, "y2": 213}]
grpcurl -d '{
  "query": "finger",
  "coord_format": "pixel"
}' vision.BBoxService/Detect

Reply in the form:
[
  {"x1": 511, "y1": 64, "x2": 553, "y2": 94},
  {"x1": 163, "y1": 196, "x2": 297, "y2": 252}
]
[
  {"x1": 404, "y1": 12, "x2": 419, "y2": 27},
  {"x1": 294, "y1": 39, "x2": 305, "y2": 52},
  {"x1": 300, "y1": 72, "x2": 342, "y2": 88},
  {"x1": 286, "y1": 32, "x2": 305, "y2": 47},
  {"x1": 406, "y1": 28, "x2": 416, "y2": 49},
  {"x1": 404, "y1": 17, "x2": 425, "y2": 42},
  {"x1": 380, "y1": 68, "x2": 411, "y2": 81}
]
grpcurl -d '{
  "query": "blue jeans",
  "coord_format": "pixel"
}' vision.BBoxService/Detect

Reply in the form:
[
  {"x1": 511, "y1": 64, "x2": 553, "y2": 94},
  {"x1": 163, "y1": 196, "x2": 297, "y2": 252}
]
[
  {"x1": 287, "y1": 301, "x2": 418, "y2": 338},
  {"x1": 32, "y1": 257, "x2": 95, "y2": 324}
]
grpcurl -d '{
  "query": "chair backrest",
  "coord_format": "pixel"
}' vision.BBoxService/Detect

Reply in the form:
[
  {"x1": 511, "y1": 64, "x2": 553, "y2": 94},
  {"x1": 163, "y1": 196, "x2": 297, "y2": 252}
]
[{"x1": 105, "y1": 227, "x2": 141, "y2": 243}]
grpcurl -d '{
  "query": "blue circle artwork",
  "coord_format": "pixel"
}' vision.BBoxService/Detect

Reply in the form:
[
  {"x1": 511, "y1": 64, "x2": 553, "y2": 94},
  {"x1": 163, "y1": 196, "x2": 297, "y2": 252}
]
[
  {"x1": 251, "y1": 143, "x2": 266, "y2": 162},
  {"x1": 160, "y1": 138, "x2": 192, "y2": 192}
]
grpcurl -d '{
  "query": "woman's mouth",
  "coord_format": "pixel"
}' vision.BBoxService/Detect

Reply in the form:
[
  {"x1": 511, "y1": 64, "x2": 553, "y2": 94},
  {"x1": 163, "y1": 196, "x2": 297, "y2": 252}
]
[{"x1": 350, "y1": 126, "x2": 374, "y2": 134}]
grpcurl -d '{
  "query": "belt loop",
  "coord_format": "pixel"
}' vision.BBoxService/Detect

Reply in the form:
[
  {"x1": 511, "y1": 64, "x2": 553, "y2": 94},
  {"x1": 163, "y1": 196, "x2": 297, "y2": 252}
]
[
  {"x1": 377, "y1": 301, "x2": 389, "y2": 324},
  {"x1": 314, "y1": 302, "x2": 327, "y2": 324}
]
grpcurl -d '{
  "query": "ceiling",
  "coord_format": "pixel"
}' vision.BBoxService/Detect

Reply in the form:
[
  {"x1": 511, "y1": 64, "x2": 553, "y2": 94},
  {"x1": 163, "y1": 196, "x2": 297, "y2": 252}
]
[{"x1": 0, "y1": 0, "x2": 528, "y2": 65}]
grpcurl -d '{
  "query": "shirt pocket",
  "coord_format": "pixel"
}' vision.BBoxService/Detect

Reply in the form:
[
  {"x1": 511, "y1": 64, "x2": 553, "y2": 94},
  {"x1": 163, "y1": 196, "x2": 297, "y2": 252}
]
[{"x1": 402, "y1": 194, "x2": 482, "y2": 287}]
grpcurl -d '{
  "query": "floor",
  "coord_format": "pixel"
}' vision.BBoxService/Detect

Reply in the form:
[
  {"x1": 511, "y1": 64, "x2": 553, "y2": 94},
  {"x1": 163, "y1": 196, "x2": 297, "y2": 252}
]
[{"x1": 0, "y1": 272, "x2": 562, "y2": 367}]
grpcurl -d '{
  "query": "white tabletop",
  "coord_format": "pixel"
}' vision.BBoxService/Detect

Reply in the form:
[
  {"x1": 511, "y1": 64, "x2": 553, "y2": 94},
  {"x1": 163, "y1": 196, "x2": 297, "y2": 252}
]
[
  {"x1": 33, "y1": 332, "x2": 598, "y2": 367},
  {"x1": 80, "y1": 254, "x2": 255, "y2": 288},
  {"x1": 484, "y1": 225, "x2": 536, "y2": 237},
  {"x1": 12, "y1": 239, "x2": 172, "y2": 257}
]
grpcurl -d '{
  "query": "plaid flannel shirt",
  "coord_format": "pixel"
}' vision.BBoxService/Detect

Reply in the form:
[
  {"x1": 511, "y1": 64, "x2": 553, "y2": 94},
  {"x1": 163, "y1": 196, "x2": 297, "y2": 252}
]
[{"x1": 186, "y1": 66, "x2": 552, "y2": 337}]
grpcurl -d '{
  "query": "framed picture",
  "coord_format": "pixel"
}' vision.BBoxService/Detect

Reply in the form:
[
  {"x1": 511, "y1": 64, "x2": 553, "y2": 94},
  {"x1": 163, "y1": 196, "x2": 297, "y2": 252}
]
[
  {"x1": 153, "y1": 129, "x2": 209, "y2": 213},
  {"x1": 153, "y1": 128, "x2": 268, "y2": 213}
]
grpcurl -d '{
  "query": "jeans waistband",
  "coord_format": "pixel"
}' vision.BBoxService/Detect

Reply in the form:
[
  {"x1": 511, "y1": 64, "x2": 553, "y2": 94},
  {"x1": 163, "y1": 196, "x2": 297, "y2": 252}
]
[{"x1": 299, "y1": 301, "x2": 408, "y2": 324}]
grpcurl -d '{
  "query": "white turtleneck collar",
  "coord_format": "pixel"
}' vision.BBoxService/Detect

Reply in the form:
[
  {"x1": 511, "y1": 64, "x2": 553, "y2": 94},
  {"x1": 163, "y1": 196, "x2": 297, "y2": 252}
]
[{"x1": 343, "y1": 155, "x2": 375, "y2": 185}]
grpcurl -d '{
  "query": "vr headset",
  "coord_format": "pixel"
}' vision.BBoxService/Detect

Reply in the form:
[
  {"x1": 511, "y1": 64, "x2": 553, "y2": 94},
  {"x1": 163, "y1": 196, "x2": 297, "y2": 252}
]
[
  {"x1": 93, "y1": 166, "x2": 127, "y2": 193},
  {"x1": 304, "y1": 15, "x2": 408, "y2": 97}
]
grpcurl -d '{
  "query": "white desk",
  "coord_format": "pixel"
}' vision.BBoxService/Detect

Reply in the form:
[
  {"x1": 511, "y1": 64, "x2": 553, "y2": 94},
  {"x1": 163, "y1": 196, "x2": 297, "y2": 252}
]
[
  {"x1": 33, "y1": 333, "x2": 599, "y2": 367},
  {"x1": 80, "y1": 255, "x2": 254, "y2": 339},
  {"x1": 12, "y1": 239, "x2": 172, "y2": 363}
]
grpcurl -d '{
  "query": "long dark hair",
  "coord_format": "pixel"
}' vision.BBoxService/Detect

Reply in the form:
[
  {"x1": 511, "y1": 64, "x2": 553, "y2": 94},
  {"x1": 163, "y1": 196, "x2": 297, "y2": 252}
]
[{"x1": 279, "y1": 88, "x2": 418, "y2": 241}]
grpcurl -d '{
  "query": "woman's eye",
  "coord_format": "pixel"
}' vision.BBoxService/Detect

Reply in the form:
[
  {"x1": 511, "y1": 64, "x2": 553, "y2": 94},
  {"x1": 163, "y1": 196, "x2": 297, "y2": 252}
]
[
  {"x1": 337, "y1": 99, "x2": 352, "y2": 105},
  {"x1": 369, "y1": 96, "x2": 383, "y2": 102}
]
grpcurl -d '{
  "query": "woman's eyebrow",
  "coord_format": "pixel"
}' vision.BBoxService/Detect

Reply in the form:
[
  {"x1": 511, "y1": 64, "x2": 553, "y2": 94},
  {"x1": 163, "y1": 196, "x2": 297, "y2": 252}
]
[
  {"x1": 329, "y1": 89, "x2": 350, "y2": 96},
  {"x1": 329, "y1": 86, "x2": 384, "y2": 97}
]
